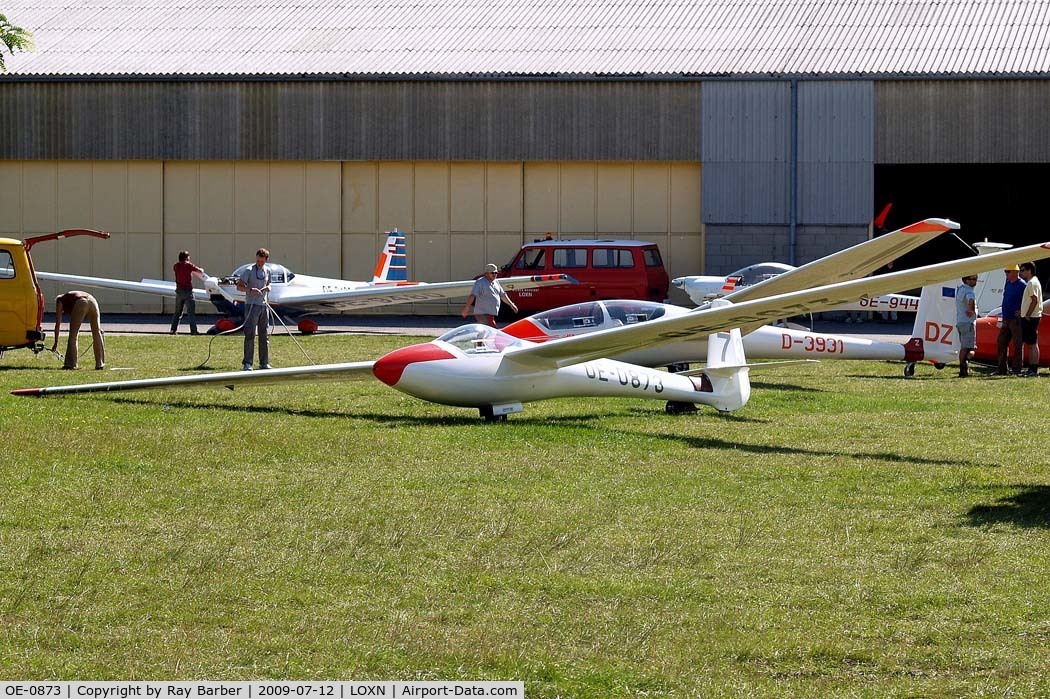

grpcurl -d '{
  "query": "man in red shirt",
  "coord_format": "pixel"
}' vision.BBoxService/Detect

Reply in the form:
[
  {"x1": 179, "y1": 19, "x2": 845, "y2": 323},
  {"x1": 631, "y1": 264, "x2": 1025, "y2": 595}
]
[{"x1": 171, "y1": 250, "x2": 205, "y2": 335}]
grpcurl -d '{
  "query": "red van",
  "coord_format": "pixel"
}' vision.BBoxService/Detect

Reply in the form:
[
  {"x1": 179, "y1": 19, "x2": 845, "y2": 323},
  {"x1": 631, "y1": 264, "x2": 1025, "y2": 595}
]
[{"x1": 500, "y1": 239, "x2": 669, "y2": 313}]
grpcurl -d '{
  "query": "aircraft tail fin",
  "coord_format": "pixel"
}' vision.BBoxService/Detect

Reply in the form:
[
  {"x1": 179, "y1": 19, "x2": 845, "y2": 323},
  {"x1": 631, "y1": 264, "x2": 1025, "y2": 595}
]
[
  {"x1": 372, "y1": 230, "x2": 408, "y2": 283},
  {"x1": 905, "y1": 282, "x2": 961, "y2": 363},
  {"x1": 702, "y1": 327, "x2": 751, "y2": 412}
]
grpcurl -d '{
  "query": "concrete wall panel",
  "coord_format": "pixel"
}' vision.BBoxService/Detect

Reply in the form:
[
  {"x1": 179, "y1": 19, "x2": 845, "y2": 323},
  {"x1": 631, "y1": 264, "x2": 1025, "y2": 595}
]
[
  {"x1": 524, "y1": 163, "x2": 560, "y2": 234},
  {"x1": 306, "y1": 163, "x2": 341, "y2": 234},
  {"x1": 269, "y1": 163, "x2": 306, "y2": 235},
  {"x1": 596, "y1": 164, "x2": 633, "y2": 234},
  {"x1": 127, "y1": 162, "x2": 163, "y2": 234},
  {"x1": 163, "y1": 163, "x2": 199, "y2": 234},
  {"x1": 633, "y1": 164, "x2": 669, "y2": 233},
  {"x1": 559, "y1": 163, "x2": 597, "y2": 233},
  {"x1": 486, "y1": 164, "x2": 522, "y2": 233},
  {"x1": 198, "y1": 162, "x2": 235, "y2": 234},
  {"x1": 0, "y1": 163, "x2": 22, "y2": 233},
  {"x1": 414, "y1": 162, "x2": 450, "y2": 233},
  {"x1": 91, "y1": 162, "x2": 127, "y2": 233},
  {"x1": 56, "y1": 163, "x2": 92, "y2": 233},
  {"x1": 450, "y1": 163, "x2": 485, "y2": 232},
  {"x1": 343, "y1": 162, "x2": 378, "y2": 233},
  {"x1": 305, "y1": 233, "x2": 341, "y2": 278},
  {"x1": 378, "y1": 162, "x2": 414, "y2": 234},
  {"x1": 234, "y1": 162, "x2": 270, "y2": 235}
]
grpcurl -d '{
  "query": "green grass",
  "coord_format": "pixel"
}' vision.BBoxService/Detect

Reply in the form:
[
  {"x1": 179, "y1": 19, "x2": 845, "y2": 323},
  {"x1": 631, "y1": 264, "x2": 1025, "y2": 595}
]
[{"x1": 1, "y1": 333, "x2": 1048, "y2": 696}]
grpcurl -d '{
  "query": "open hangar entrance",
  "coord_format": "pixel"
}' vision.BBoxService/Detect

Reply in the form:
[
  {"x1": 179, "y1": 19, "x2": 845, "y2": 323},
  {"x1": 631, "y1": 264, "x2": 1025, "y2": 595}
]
[{"x1": 875, "y1": 164, "x2": 1050, "y2": 275}]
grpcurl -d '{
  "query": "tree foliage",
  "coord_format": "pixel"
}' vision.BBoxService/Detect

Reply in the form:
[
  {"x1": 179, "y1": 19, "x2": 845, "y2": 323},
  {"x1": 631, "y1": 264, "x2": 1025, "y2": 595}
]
[{"x1": 1, "y1": 13, "x2": 35, "y2": 72}]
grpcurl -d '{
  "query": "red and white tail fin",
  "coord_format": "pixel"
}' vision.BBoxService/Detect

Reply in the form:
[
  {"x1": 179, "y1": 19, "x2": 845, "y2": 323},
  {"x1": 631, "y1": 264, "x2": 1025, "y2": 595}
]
[
  {"x1": 371, "y1": 230, "x2": 408, "y2": 283},
  {"x1": 904, "y1": 282, "x2": 961, "y2": 364}
]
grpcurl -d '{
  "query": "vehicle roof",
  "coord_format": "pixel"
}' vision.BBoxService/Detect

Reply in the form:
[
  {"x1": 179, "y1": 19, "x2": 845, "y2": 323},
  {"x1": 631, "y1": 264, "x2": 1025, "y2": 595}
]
[
  {"x1": 520, "y1": 239, "x2": 658, "y2": 248},
  {"x1": 0, "y1": 238, "x2": 23, "y2": 246}
]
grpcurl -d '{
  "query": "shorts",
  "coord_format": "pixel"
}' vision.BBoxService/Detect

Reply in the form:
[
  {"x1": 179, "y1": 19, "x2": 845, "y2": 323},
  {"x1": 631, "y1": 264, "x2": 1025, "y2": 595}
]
[
  {"x1": 1020, "y1": 317, "x2": 1040, "y2": 344},
  {"x1": 956, "y1": 322, "x2": 976, "y2": 349}
]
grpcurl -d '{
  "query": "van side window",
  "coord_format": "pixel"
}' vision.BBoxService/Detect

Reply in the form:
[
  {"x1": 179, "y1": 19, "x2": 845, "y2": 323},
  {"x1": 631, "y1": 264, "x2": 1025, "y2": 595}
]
[
  {"x1": 593, "y1": 248, "x2": 634, "y2": 268},
  {"x1": 0, "y1": 250, "x2": 14, "y2": 279},
  {"x1": 553, "y1": 248, "x2": 587, "y2": 268},
  {"x1": 644, "y1": 248, "x2": 663, "y2": 267},
  {"x1": 515, "y1": 249, "x2": 546, "y2": 270}
]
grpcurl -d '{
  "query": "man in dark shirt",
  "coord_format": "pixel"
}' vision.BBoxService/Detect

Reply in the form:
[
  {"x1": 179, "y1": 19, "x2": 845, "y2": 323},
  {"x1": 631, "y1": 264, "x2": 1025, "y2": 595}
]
[
  {"x1": 996, "y1": 264, "x2": 1027, "y2": 374},
  {"x1": 52, "y1": 290, "x2": 105, "y2": 370},
  {"x1": 171, "y1": 250, "x2": 205, "y2": 335}
]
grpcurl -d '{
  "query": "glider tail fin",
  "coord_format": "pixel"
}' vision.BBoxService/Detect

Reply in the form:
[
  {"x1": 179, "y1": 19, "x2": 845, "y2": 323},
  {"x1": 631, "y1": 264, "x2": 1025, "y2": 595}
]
[
  {"x1": 904, "y1": 282, "x2": 961, "y2": 363},
  {"x1": 372, "y1": 230, "x2": 408, "y2": 283},
  {"x1": 702, "y1": 327, "x2": 751, "y2": 412}
]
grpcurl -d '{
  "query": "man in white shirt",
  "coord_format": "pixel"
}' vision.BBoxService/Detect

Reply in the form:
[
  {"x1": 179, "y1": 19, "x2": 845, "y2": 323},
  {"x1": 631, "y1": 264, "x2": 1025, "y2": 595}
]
[
  {"x1": 461, "y1": 263, "x2": 518, "y2": 327},
  {"x1": 1018, "y1": 261, "x2": 1043, "y2": 377}
]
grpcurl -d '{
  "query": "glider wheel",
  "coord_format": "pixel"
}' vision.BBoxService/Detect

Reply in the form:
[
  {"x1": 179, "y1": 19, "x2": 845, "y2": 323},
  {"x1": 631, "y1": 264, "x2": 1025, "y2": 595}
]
[
  {"x1": 904, "y1": 362, "x2": 916, "y2": 378},
  {"x1": 665, "y1": 401, "x2": 698, "y2": 415}
]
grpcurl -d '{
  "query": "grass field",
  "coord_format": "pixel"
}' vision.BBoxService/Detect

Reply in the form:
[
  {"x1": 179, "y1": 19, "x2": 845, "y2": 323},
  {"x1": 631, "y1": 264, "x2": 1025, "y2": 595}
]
[{"x1": 1, "y1": 332, "x2": 1048, "y2": 696}]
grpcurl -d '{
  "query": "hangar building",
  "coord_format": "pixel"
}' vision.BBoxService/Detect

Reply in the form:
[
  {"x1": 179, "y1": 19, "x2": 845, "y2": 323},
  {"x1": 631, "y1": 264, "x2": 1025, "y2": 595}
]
[{"x1": 2, "y1": 0, "x2": 1049, "y2": 312}]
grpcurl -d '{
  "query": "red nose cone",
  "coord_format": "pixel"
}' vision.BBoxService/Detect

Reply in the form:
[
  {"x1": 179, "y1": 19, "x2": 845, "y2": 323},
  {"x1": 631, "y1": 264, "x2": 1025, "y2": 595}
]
[{"x1": 372, "y1": 343, "x2": 456, "y2": 386}]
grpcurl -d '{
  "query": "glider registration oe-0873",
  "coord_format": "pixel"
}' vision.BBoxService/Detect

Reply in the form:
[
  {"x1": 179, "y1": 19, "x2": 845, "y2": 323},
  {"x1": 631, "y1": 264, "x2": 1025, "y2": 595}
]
[
  {"x1": 35, "y1": 231, "x2": 576, "y2": 331},
  {"x1": 14, "y1": 238, "x2": 1050, "y2": 420}
]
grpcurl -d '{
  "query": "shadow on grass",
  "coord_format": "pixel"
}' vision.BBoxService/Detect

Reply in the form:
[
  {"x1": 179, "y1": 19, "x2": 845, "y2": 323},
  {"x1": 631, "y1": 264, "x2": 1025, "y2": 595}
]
[
  {"x1": 107, "y1": 396, "x2": 622, "y2": 428},
  {"x1": 751, "y1": 380, "x2": 825, "y2": 393},
  {"x1": 963, "y1": 485, "x2": 1050, "y2": 529},
  {"x1": 638, "y1": 432, "x2": 976, "y2": 467}
]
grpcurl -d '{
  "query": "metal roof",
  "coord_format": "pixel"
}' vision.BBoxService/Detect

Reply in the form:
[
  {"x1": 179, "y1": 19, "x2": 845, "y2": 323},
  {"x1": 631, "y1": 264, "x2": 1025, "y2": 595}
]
[{"x1": 3, "y1": 0, "x2": 1050, "y2": 78}]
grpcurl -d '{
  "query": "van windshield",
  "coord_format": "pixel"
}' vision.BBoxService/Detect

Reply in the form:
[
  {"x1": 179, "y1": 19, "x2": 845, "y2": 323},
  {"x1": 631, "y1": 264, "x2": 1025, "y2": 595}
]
[
  {"x1": 515, "y1": 249, "x2": 546, "y2": 270},
  {"x1": 0, "y1": 250, "x2": 14, "y2": 279}
]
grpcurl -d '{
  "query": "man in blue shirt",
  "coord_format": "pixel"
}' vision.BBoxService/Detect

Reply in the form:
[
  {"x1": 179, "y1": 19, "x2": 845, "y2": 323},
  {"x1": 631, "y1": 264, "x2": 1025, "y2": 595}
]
[{"x1": 996, "y1": 264, "x2": 1026, "y2": 374}]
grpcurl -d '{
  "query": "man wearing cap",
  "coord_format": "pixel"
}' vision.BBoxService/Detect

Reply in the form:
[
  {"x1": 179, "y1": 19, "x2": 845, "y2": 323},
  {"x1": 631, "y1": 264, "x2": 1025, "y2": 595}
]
[
  {"x1": 996, "y1": 263, "x2": 1026, "y2": 375},
  {"x1": 1018, "y1": 261, "x2": 1043, "y2": 376},
  {"x1": 955, "y1": 274, "x2": 978, "y2": 377},
  {"x1": 461, "y1": 263, "x2": 518, "y2": 327}
]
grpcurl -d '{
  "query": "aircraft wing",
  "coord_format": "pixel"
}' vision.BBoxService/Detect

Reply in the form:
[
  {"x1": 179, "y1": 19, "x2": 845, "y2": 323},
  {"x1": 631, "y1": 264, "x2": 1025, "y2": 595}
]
[
  {"x1": 723, "y1": 218, "x2": 959, "y2": 304},
  {"x1": 503, "y1": 240, "x2": 1050, "y2": 369},
  {"x1": 12, "y1": 361, "x2": 377, "y2": 397},
  {"x1": 34, "y1": 271, "x2": 211, "y2": 302},
  {"x1": 275, "y1": 274, "x2": 575, "y2": 312}
]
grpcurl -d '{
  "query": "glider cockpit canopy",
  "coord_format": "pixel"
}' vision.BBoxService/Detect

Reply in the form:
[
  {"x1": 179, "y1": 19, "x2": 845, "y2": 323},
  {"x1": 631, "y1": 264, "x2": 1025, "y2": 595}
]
[{"x1": 436, "y1": 324, "x2": 526, "y2": 355}]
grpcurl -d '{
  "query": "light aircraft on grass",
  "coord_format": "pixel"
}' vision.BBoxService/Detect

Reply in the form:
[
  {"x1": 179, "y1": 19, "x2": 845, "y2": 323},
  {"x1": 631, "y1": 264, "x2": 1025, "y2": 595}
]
[
  {"x1": 501, "y1": 218, "x2": 970, "y2": 372},
  {"x1": 35, "y1": 230, "x2": 576, "y2": 332},
  {"x1": 14, "y1": 240, "x2": 1050, "y2": 420},
  {"x1": 668, "y1": 218, "x2": 964, "y2": 313}
]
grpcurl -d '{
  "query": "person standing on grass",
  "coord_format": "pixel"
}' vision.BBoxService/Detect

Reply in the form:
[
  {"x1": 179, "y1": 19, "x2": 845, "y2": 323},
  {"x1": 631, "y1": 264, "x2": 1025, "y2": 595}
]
[
  {"x1": 51, "y1": 290, "x2": 105, "y2": 370},
  {"x1": 995, "y1": 264, "x2": 1026, "y2": 375},
  {"x1": 236, "y1": 248, "x2": 272, "y2": 371},
  {"x1": 1018, "y1": 261, "x2": 1042, "y2": 376},
  {"x1": 170, "y1": 250, "x2": 205, "y2": 335},
  {"x1": 955, "y1": 274, "x2": 978, "y2": 377},
  {"x1": 461, "y1": 263, "x2": 518, "y2": 327}
]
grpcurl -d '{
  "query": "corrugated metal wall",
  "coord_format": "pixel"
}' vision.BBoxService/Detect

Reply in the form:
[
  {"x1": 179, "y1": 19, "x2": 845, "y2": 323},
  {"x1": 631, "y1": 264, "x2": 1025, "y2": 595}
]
[
  {"x1": 876, "y1": 80, "x2": 1050, "y2": 164},
  {"x1": 0, "y1": 81, "x2": 702, "y2": 161},
  {"x1": 701, "y1": 80, "x2": 872, "y2": 274}
]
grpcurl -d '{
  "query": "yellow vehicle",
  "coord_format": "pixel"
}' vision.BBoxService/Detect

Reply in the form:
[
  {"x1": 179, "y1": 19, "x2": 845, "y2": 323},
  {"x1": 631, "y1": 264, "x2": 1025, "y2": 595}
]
[{"x1": 0, "y1": 229, "x2": 109, "y2": 354}]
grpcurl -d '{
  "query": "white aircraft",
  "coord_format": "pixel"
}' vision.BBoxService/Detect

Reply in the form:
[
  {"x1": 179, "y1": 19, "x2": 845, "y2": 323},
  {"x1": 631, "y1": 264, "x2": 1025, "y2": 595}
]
[
  {"x1": 35, "y1": 231, "x2": 575, "y2": 332},
  {"x1": 14, "y1": 239, "x2": 1050, "y2": 420},
  {"x1": 669, "y1": 219, "x2": 958, "y2": 314}
]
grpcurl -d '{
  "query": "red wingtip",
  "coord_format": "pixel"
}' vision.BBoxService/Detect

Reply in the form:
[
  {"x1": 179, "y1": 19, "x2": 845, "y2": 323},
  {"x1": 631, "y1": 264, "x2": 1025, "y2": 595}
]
[
  {"x1": 11, "y1": 388, "x2": 42, "y2": 397},
  {"x1": 900, "y1": 221, "x2": 949, "y2": 234}
]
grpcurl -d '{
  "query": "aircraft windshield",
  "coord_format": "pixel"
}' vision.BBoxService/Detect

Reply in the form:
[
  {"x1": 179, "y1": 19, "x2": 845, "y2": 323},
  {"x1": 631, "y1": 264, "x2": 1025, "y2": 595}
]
[
  {"x1": 603, "y1": 300, "x2": 667, "y2": 325},
  {"x1": 229, "y1": 262, "x2": 293, "y2": 284},
  {"x1": 436, "y1": 324, "x2": 525, "y2": 355},
  {"x1": 530, "y1": 302, "x2": 603, "y2": 330},
  {"x1": 728, "y1": 262, "x2": 793, "y2": 286}
]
